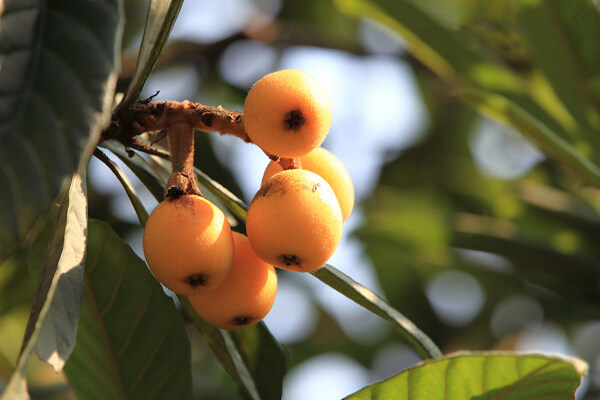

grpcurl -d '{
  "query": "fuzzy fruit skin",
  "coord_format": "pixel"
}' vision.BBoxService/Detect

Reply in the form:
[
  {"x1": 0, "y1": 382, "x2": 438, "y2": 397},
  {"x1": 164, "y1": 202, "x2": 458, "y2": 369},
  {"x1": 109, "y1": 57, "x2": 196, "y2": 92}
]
[
  {"x1": 243, "y1": 69, "x2": 332, "y2": 158},
  {"x1": 262, "y1": 147, "x2": 354, "y2": 221},
  {"x1": 247, "y1": 169, "x2": 343, "y2": 272},
  {"x1": 143, "y1": 195, "x2": 234, "y2": 295},
  {"x1": 188, "y1": 232, "x2": 278, "y2": 330}
]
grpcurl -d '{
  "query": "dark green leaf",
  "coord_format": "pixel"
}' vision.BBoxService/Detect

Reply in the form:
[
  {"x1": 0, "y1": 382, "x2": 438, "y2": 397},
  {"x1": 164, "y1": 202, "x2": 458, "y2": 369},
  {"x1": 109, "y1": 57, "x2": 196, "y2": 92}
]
[
  {"x1": 229, "y1": 323, "x2": 287, "y2": 400},
  {"x1": 180, "y1": 294, "x2": 287, "y2": 400},
  {"x1": 0, "y1": 0, "x2": 123, "y2": 262},
  {"x1": 344, "y1": 351, "x2": 587, "y2": 399},
  {"x1": 178, "y1": 296, "x2": 261, "y2": 400},
  {"x1": 64, "y1": 220, "x2": 193, "y2": 400},
  {"x1": 1, "y1": 169, "x2": 87, "y2": 399},
  {"x1": 313, "y1": 265, "x2": 442, "y2": 360}
]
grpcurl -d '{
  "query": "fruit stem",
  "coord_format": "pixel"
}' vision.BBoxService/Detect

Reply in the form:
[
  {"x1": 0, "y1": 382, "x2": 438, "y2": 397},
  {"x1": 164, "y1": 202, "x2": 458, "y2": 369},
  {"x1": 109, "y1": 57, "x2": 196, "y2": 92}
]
[
  {"x1": 165, "y1": 122, "x2": 202, "y2": 199},
  {"x1": 279, "y1": 158, "x2": 302, "y2": 170}
]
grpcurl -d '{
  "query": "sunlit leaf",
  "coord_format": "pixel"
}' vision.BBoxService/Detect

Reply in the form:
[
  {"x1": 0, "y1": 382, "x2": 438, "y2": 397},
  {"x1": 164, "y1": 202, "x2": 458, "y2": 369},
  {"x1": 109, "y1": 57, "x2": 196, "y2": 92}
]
[
  {"x1": 0, "y1": 0, "x2": 123, "y2": 262},
  {"x1": 64, "y1": 220, "x2": 193, "y2": 400},
  {"x1": 1, "y1": 169, "x2": 87, "y2": 399},
  {"x1": 344, "y1": 351, "x2": 587, "y2": 399}
]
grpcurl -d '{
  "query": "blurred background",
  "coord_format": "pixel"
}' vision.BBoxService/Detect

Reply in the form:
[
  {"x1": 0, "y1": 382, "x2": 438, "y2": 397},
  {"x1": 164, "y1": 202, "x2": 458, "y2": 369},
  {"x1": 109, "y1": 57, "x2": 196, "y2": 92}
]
[{"x1": 3, "y1": 0, "x2": 600, "y2": 398}]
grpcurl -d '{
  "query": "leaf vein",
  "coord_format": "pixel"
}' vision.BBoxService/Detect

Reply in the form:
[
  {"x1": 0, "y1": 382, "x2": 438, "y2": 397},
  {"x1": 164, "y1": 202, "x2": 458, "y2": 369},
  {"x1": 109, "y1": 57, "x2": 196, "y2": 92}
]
[
  {"x1": 99, "y1": 250, "x2": 129, "y2": 317},
  {"x1": 490, "y1": 360, "x2": 558, "y2": 400},
  {"x1": 84, "y1": 273, "x2": 129, "y2": 397},
  {"x1": 86, "y1": 227, "x2": 108, "y2": 275},
  {"x1": 137, "y1": 321, "x2": 183, "y2": 399},
  {"x1": 115, "y1": 289, "x2": 152, "y2": 359}
]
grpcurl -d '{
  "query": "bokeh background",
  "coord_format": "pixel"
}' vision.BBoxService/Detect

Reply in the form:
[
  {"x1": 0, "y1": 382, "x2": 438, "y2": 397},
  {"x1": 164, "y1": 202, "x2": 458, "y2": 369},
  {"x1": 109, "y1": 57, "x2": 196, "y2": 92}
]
[{"x1": 2, "y1": 0, "x2": 600, "y2": 399}]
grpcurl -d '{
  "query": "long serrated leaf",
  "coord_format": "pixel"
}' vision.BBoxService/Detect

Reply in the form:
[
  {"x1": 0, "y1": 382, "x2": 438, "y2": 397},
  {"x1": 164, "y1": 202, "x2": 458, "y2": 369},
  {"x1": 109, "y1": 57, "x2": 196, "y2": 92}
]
[
  {"x1": 344, "y1": 351, "x2": 588, "y2": 399},
  {"x1": 64, "y1": 220, "x2": 192, "y2": 400},
  {"x1": 119, "y1": 0, "x2": 184, "y2": 108},
  {"x1": 1, "y1": 168, "x2": 87, "y2": 399},
  {"x1": 460, "y1": 89, "x2": 600, "y2": 188},
  {"x1": 312, "y1": 265, "x2": 442, "y2": 360},
  {"x1": 0, "y1": 0, "x2": 123, "y2": 262}
]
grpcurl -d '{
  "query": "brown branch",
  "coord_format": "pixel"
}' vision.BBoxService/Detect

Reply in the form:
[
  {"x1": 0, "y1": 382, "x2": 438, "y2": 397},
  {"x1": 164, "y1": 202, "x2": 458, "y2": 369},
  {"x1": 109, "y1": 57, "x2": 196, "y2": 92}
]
[{"x1": 103, "y1": 100, "x2": 249, "y2": 145}]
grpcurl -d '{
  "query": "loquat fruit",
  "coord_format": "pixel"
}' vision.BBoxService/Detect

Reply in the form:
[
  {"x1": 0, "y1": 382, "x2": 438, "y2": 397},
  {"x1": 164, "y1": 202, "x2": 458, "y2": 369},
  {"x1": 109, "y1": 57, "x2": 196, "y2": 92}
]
[
  {"x1": 246, "y1": 169, "x2": 343, "y2": 272},
  {"x1": 143, "y1": 194, "x2": 234, "y2": 295},
  {"x1": 188, "y1": 232, "x2": 277, "y2": 330},
  {"x1": 243, "y1": 69, "x2": 332, "y2": 158},
  {"x1": 262, "y1": 147, "x2": 354, "y2": 221}
]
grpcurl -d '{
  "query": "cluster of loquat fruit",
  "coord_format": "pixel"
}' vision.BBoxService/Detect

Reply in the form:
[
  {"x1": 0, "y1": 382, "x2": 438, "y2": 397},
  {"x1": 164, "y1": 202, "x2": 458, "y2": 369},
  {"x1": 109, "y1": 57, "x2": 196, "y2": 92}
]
[{"x1": 143, "y1": 70, "x2": 354, "y2": 330}]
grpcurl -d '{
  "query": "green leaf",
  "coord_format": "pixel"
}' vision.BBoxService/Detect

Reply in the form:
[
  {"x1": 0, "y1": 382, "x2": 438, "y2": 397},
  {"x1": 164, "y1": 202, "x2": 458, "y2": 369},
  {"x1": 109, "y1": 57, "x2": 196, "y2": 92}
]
[
  {"x1": 334, "y1": 0, "x2": 521, "y2": 91},
  {"x1": 178, "y1": 296, "x2": 261, "y2": 400},
  {"x1": 229, "y1": 323, "x2": 287, "y2": 400},
  {"x1": 119, "y1": 0, "x2": 184, "y2": 108},
  {"x1": 93, "y1": 148, "x2": 149, "y2": 227},
  {"x1": 344, "y1": 351, "x2": 588, "y2": 399},
  {"x1": 517, "y1": 0, "x2": 600, "y2": 147},
  {"x1": 64, "y1": 220, "x2": 193, "y2": 400},
  {"x1": 1, "y1": 169, "x2": 87, "y2": 399},
  {"x1": 312, "y1": 265, "x2": 442, "y2": 360},
  {"x1": 180, "y1": 290, "x2": 287, "y2": 400},
  {"x1": 0, "y1": 0, "x2": 123, "y2": 262},
  {"x1": 460, "y1": 89, "x2": 600, "y2": 188},
  {"x1": 333, "y1": 0, "x2": 600, "y2": 179},
  {"x1": 100, "y1": 140, "x2": 167, "y2": 202}
]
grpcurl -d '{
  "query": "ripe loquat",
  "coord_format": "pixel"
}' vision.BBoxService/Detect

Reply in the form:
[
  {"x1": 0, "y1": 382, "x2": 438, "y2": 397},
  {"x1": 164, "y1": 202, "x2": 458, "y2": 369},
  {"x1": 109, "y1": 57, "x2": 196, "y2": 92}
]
[
  {"x1": 188, "y1": 232, "x2": 277, "y2": 330},
  {"x1": 246, "y1": 169, "x2": 343, "y2": 272},
  {"x1": 262, "y1": 147, "x2": 354, "y2": 221},
  {"x1": 143, "y1": 194, "x2": 234, "y2": 295},
  {"x1": 243, "y1": 69, "x2": 332, "y2": 158}
]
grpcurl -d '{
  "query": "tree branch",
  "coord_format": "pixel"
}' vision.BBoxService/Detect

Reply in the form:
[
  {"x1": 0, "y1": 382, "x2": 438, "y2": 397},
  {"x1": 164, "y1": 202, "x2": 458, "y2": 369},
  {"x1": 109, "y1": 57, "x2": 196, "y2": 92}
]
[{"x1": 103, "y1": 100, "x2": 249, "y2": 143}]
